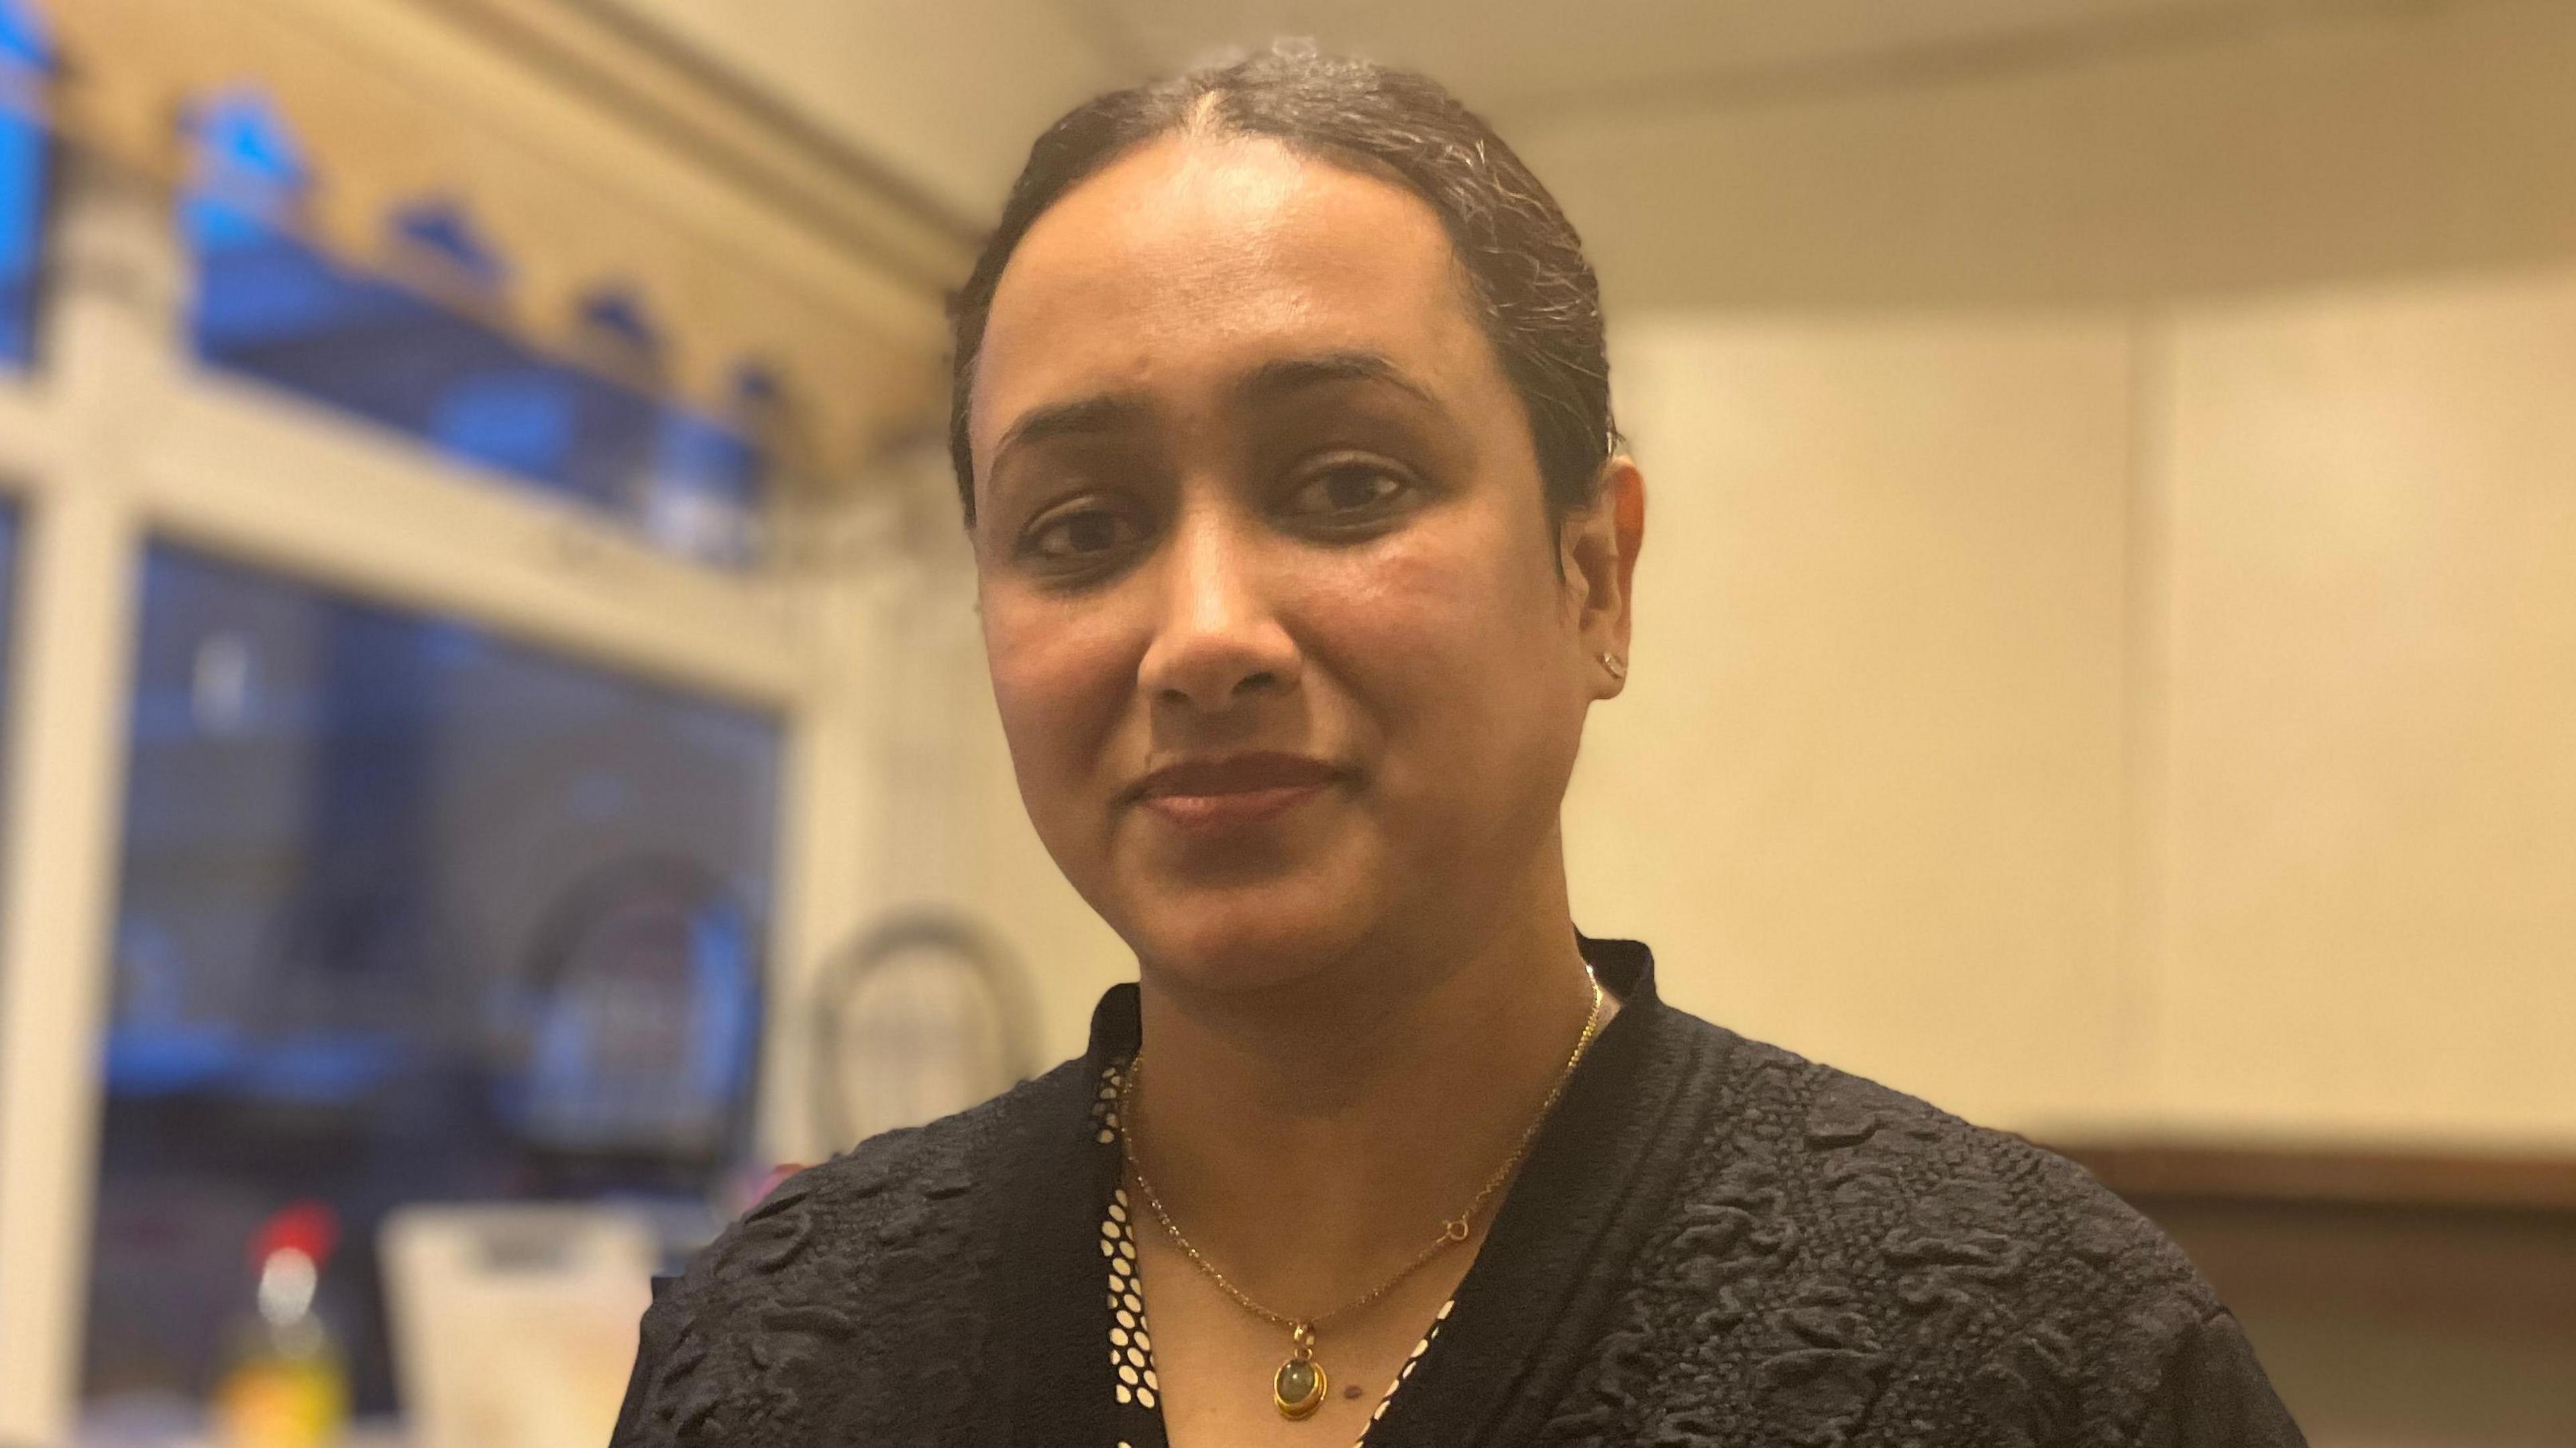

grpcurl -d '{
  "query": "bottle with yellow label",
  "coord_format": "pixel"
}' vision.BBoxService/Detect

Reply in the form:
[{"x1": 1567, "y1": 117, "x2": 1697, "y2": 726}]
[{"x1": 211, "y1": 1201, "x2": 350, "y2": 1448}]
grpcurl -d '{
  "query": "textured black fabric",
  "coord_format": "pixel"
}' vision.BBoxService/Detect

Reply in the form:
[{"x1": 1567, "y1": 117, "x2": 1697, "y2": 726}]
[{"x1": 610, "y1": 940, "x2": 2305, "y2": 1447}]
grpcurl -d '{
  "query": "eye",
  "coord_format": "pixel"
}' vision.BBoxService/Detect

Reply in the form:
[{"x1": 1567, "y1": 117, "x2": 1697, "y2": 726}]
[
  {"x1": 1285, "y1": 460, "x2": 1413, "y2": 520},
  {"x1": 1022, "y1": 502, "x2": 1145, "y2": 565}
]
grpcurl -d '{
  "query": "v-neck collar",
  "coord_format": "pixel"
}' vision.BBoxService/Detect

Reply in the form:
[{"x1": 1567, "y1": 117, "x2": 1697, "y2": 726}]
[
  {"x1": 989, "y1": 936, "x2": 1725, "y2": 1448},
  {"x1": 1366, "y1": 938, "x2": 1733, "y2": 1446}
]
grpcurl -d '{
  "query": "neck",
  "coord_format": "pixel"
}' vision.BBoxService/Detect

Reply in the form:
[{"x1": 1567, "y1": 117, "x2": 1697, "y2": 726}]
[{"x1": 1124, "y1": 847, "x2": 1612, "y2": 1318}]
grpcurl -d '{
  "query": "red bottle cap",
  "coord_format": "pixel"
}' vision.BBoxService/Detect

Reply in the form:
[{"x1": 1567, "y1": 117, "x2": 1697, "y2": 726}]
[{"x1": 252, "y1": 1200, "x2": 340, "y2": 1270}]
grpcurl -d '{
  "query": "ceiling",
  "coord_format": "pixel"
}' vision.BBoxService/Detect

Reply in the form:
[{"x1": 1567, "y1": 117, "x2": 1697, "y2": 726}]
[
  {"x1": 586, "y1": 0, "x2": 2529, "y2": 319},
  {"x1": 594, "y1": 0, "x2": 2367, "y2": 221},
  {"x1": 1082, "y1": 0, "x2": 2266, "y2": 119}
]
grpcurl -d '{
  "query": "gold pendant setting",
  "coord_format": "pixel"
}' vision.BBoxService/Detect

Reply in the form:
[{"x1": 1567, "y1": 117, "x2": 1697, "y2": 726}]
[{"x1": 1273, "y1": 1323, "x2": 1328, "y2": 1420}]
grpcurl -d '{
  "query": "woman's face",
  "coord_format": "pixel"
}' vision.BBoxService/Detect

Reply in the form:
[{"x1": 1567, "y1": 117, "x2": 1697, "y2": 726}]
[{"x1": 969, "y1": 135, "x2": 1635, "y2": 995}]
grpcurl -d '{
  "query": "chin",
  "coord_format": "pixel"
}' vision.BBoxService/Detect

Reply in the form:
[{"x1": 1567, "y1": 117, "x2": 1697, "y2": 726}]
[{"x1": 1115, "y1": 873, "x2": 1381, "y2": 998}]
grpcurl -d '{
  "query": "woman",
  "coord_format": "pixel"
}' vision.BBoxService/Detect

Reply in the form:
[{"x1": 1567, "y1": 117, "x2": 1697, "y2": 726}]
[{"x1": 613, "y1": 44, "x2": 2304, "y2": 1448}]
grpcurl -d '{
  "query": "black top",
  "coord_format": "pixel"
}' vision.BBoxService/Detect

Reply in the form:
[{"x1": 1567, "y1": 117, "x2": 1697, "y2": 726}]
[{"x1": 611, "y1": 938, "x2": 2306, "y2": 1447}]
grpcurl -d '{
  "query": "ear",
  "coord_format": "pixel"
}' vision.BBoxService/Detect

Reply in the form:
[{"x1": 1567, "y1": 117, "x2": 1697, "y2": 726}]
[{"x1": 1559, "y1": 456, "x2": 1646, "y2": 698}]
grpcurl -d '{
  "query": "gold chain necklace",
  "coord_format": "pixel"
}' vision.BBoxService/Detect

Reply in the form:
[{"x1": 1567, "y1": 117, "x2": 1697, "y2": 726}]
[{"x1": 1117, "y1": 972, "x2": 1605, "y2": 1421}]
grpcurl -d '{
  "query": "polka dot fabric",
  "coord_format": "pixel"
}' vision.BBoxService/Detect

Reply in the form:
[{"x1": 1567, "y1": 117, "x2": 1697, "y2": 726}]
[
  {"x1": 1104, "y1": 1192, "x2": 1161, "y2": 1412},
  {"x1": 1099, "y1": 1057, "x2": 1453, "y2": 1447}
]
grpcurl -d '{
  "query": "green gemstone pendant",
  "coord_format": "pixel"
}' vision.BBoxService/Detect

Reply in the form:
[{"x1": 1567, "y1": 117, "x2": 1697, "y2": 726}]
[
  {"x1": 1275, "y1": 1322, "x2": 1327, "y2": 1420},
  {"x1": 1273, "y1": 1354, "x2": 1326, "y2": 1420}
]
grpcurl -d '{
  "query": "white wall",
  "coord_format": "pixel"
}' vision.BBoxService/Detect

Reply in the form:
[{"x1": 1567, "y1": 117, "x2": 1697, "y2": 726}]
[
  {"x1": 1570, "y1": 313, "x2": 2143, "y2": 1135},
  {"x1": 2150, "y1": 270, "x2": 2576, "y2": 1149},
  {"x1": 1536, "y1": 0, "x2": 2576, "y2": 1151},
  {"x1": 1575, "y1": 268, "x2": 2576, "y2": 1151}
]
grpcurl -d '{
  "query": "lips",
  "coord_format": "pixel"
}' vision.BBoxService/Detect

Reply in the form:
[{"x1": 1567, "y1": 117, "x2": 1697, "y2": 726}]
[{"x1": 1131, "y1": 752, "x2": 1346, "y2": 832}]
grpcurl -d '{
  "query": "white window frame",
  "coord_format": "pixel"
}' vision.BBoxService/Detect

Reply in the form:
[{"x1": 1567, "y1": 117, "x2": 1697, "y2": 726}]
[{"x1": 0, "y1": 149, "x2": 904, "y2": 1442}]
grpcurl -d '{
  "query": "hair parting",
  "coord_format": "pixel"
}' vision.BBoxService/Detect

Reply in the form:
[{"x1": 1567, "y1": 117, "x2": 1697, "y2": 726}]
[{"x1": 945, "y1": 41, "x2": 1619, "y2": 533}]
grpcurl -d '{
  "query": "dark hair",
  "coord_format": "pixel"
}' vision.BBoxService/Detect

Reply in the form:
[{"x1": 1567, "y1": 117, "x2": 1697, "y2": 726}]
[{"x1": 946, "y1": 42, "x2": 1615, "y2": 529}]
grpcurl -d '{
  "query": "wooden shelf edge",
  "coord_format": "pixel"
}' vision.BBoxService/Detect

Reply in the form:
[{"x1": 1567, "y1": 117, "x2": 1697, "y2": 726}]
[{"x1": 2041, "y1": 1139, "x2": 2576, "y2": 1214}]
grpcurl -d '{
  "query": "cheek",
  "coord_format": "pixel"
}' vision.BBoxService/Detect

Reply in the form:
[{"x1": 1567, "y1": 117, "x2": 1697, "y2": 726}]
[
  {"x1": 1300, "y1": 506, "x2": 1571, "y2": 770},
  {"x1": 981, "y1": 590, "x2": 1137, "y2": 807}
]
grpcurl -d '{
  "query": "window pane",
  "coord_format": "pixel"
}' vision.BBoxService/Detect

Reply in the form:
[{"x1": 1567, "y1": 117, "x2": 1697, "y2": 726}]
[
  {"x1": 0, "y1": 0, "x2": 54, "y2": 367},
  {"x1": 84, "y1": 542, "x2": 780, "y2": 1415}
]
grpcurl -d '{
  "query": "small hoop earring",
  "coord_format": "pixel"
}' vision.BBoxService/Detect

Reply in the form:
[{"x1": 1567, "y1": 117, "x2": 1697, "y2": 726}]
[{"x1": 1600, "y1": 652, "x2": 1627, "y2": 681}]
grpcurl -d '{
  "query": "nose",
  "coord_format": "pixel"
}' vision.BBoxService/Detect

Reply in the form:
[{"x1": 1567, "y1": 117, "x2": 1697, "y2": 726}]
[{"x1": 1136, "y1": 506, "x2": 1299, "y2": 713}]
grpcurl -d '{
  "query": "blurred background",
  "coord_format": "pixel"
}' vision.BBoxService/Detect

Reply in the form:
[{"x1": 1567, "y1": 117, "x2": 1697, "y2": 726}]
[{"x1": 0, "y1": 0, "x2": 2568, "y2": 1445}]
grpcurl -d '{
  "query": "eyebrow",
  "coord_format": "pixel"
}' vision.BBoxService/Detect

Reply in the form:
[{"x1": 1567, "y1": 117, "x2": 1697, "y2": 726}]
[
  {"x1": 989, "y1": 392, "x2": 1152, "y2": 471},
  {"x1": 1236, "y1": 349, "x2": 1443, "y2": 412},
  {"x1": 985, "y1": 349, "x2": 1446, "y2": 480}
]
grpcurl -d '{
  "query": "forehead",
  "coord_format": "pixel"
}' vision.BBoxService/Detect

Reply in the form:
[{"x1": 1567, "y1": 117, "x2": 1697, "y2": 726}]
[{"x1": 971, "y1": 135, "x2": 1493, "y2": 465}]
